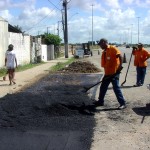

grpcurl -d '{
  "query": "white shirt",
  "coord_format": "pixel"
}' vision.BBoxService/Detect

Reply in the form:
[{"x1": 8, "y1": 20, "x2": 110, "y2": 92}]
[{"x1": 5, "y1": 50, "x2": 16, "y2": 69}]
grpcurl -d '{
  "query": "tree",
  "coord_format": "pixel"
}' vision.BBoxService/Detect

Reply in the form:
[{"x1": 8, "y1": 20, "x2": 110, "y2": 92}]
[
  {"x1": 14, "y1": 25, "x2": 22, "y2": 32},
  {"x1": 43, "y1": 33, "x2": 62, "y2": 46},
  {"x1": 13, "y1": 25, "x2": 26, "y2": 34}
]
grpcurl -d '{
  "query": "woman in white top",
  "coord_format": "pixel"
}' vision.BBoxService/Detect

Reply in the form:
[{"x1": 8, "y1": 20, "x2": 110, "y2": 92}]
[{"x1": 5, "y1": 44, "x2": 17, "y2": 85}]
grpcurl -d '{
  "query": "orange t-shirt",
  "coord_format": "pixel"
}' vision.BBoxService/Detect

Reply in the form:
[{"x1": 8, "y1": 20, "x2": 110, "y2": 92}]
[
  {"x1": 132, "y1": 48, "x2": 150, "y2": 67},
  {"x1": 101, "y1": 45, "x2": 121, "y2": 75}
]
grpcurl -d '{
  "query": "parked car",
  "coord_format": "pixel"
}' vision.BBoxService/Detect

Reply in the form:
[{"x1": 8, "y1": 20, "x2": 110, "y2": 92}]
[{"x1": 126, "y1": 45, "x2": 130, "y2": 48}]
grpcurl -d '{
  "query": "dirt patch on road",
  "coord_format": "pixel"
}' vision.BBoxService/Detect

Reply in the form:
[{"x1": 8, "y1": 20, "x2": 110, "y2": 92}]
[{"x1": 60, "y1": 61, "x2": 102, "y2": 73}]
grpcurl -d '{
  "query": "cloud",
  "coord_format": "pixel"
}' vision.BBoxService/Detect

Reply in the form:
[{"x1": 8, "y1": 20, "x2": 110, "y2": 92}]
[
  {"x1": 68, "y1": 0, "x2": 102, "y2": 11},
  {"x1": 0, "y1": 0, "x2": 36, "y2": 10},
  {"x1": 123, "y1": 0, "x2": 135, "y2": 4},
  {"x1": 105, "y1": 8, "x2": 135, "y2": 29},
  {"x1": 17, "y1": 7, "x2": 57, "y2": 32},
  {"x1": 0, "y1": 9, "x2": 14, "y2": 21},
  {"x1": 67, "y1": 8, "x2": 138, "y2": 43},
  {"x1": 104, "y1": 0, "x2": 120, "y2": 9},
  {"x1": 0, "y1": 0, "x2": 11, "y2": 10}
]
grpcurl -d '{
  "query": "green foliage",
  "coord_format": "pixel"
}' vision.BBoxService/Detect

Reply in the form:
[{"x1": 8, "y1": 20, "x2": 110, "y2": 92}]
[
  {"x1": 54, "y1": 50, "x2": 64, "y2": 58},
  {"x1": 43, "y1": 33, "x2": 62, "y2": 46},
  {"x1": 14, "y1": 25, "x2": 23, "y2": 32},
  {"x1": 0, "y1": 62, "x2": 45, "y2": 77},
  {"x1": 0, "y1": 68, "x2": 7, "y2": 77},
  {"x1": 50, "y1": 57, "x2": 75, "y2": 72}
]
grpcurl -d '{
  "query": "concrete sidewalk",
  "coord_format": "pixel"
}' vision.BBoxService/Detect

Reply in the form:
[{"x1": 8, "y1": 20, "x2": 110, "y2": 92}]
[{"x1": 0, "y1": 56, "x2": 72, "y2": 98}]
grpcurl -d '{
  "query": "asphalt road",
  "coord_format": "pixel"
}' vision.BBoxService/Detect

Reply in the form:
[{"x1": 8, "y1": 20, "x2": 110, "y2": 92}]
[{"x1": 0, "y1": 48, "x2": 150, "y2": 150}]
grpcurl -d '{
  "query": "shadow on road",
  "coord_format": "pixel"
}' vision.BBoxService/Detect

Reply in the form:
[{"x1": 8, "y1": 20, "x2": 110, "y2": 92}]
[{"x1": 132, "y1": 106, "x2": 150, "y2": 124}]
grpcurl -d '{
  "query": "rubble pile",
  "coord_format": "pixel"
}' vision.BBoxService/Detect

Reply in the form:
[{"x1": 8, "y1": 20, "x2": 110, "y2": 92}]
[{"x1": 61, "y1": 61, "x2": 102, "y2": 73}]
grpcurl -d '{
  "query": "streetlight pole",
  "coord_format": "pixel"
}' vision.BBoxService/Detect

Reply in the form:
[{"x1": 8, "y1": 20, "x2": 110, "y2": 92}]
[
  {"x1": 137, "y1": 17, "x2": 140, "y2": 43},
  {"x1": 47, "y1": 27, "x2": 51, "y2": 34},
  {"x1": 127, "y1": 28, "x2": 130, "y2": 44},
  {"x1": 47, "y1": 27, "x2": 49, "y2": 34},
  {"x1": 131, "y1": 24, "x2": 133, "y2": 45},
  {"x1": 91, "y1": 4, "x2": 94, "y2": 50}
]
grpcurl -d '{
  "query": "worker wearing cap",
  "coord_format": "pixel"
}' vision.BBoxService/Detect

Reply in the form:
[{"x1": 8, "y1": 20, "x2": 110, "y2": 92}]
[
  {"x1": 132, "y1": 43, "x2": 150, "y2": 87},
  {"x1": 94, "y1": 38, "x2": 126, "y2": 109},
  {"x1": 5, "y1": 44, "x2": 18, "y2": 85}
]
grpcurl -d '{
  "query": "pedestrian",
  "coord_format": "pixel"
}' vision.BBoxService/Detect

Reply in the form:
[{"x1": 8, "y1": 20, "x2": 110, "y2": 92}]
[
  {"x1": 5, "y1": 44, "x2": 18, "y2": 85},
  {"x1": 132, "y1": 43, "x2": 150, "y2": 87},
  {"x1": 94, "y1": 38, "x2": 126, "y2": 109}
]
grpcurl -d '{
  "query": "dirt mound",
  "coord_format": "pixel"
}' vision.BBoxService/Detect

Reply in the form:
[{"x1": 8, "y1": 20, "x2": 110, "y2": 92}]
[{"x1": 61, "y1": 61, "x2": 102, "y2": 73}]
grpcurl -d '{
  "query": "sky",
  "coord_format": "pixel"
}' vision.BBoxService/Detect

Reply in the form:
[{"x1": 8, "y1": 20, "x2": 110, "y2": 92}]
[{"x1": 0, "y1": 0, "x2": 150, "y2": 44}]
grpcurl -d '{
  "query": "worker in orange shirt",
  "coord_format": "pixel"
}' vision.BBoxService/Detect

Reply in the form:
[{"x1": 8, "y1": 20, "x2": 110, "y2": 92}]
[
  {"x1": 94, "y1": 38, "x2": 126, "y2": 109},
  {"x1": 132, "y1": 43, "x2": 150, "y2": 87}
]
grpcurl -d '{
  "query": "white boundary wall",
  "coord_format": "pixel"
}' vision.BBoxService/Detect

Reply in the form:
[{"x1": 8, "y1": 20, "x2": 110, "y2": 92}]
[
  {"x1": 9, "y1": 33, "x2": 31, "y2": 65},
  {"x1": 41, "y1": 44, "x2": 47, "y2": 62},
  {"x1": 0, "y1": 17, "x2": 8, "y2": 68}
]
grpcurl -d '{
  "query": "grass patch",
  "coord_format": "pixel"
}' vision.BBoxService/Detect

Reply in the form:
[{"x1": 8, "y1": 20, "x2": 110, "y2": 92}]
[
  {"x1": 0, "y1": 68, "x2": 7, "y2": 77},
  {"x1": 0, "y1": 62, "x2": 46, "y2": 77},
  {"x1": 16, "y1": 62, "x2": 46, "y2": 72},
  {"x1": 50, "y1": 57, "x2": 76, "y2": 72}
]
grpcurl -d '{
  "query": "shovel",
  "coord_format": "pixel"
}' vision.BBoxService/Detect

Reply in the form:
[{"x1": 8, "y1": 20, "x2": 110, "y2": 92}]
[
  {"x1": 82, "y1": 66, "x2": 123, "y2": 93},
  {"x1": 121, "y1": 52, "x2": 133, "y2": 86}
]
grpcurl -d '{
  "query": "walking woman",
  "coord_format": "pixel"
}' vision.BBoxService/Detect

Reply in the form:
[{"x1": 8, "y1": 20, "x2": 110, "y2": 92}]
[{"x1": 5, "y1": 44, "x2": 18, "y2": 85}]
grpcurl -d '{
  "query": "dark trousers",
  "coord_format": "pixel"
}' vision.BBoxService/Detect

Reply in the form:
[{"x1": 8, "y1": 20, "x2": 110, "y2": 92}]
[
  {"x1": 136, "y1": 67, "x2": 146, "y2": 85},
  {"x1": 98, "y1": 74, "x2": 126, "y2": 105}
]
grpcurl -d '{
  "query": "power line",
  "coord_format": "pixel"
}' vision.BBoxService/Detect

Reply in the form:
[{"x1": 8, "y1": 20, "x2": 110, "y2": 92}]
[
  {"x1": 25, "y1": 1, "x2": 62, "y2": 33},
  {"x1": 68, "y1": 0, "x2": 72, "y2": 3},
  {"x1": 47, "y1": 0, "x2": 61, "y2": 11}
]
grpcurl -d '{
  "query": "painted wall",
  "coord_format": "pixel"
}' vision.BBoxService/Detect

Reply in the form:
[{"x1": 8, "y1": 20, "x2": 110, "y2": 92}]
[
  {"x1": 0, "y1": 17, "x2": 8, "y2": 68},
  {"x1": 8, "y1": 33, "x2": 31, "y2": 65},
  {"x1": 47, "y1": 45, "x2": 54, "y2": 60},
  {"x1": 41, "y1": 44, "x2": 47, "y2": 62}
]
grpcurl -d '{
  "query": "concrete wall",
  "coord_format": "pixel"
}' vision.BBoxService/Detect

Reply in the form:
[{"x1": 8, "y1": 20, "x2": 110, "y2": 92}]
[
  {"x1": 30, "y1": 37, "x2": 42, "y2": 63},
  {"x1": 41, "y1": 44, "x2": 47, "y2": 62},
  {"x1": 9, "y1": 33, "x2": 30, "y2": 65},
  {"x1": 47, "y1": 45, "x2": 54, "y2": 60},
  {"x1": 0, "y1": 17, "x2": 8, "y2": 68}
]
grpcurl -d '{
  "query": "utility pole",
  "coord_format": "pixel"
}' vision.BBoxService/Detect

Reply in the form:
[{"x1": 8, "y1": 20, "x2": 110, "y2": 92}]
[
  {"x1": 61, "y1": 9, "x2": 65, "y2": 39},
  {"x1": 91, "y1": 4, "x2": 94, "y2": 50},
  {"x1": 57, "y1": 21, "x2": 62, "y2": 36},
  {"x1": 63, "y1": 0, "x2": 68, "y2": 58},
  {"x1": 57, "y1": 21, "x2": 60, "y2": 36}
]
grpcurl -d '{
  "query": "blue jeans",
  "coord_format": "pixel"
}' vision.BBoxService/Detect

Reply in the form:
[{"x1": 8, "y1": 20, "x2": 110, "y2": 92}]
[
  {"x1": 136, "y1": 67, "x2": 146, "y2": 85},
  {"x1": 98, "y1": 74, "x2": 126, "y2": 105}
]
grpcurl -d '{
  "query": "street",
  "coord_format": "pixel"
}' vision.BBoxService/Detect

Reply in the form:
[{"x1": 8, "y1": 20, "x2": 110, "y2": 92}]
[{"x1": 0, "y1": 48, "x2": 150, "y2": 150}]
